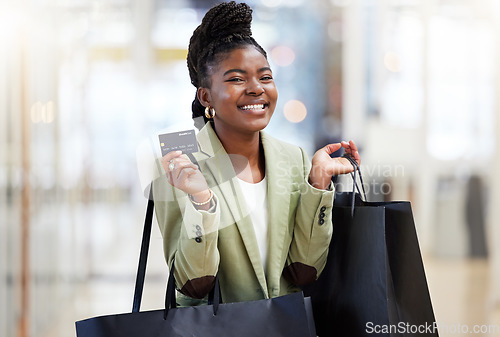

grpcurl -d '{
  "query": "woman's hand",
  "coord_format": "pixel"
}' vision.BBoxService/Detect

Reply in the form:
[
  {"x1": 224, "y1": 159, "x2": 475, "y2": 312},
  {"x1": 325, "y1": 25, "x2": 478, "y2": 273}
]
[
  {"x1": 161, "y1": 151, "x2": 211, "y2": 203},
  {"x1": 309, "y1": 140, "x2": 361, "y2": 190}
]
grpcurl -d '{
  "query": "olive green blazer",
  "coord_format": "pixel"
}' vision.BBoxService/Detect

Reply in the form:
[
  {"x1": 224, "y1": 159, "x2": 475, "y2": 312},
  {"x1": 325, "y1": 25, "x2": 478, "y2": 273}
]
[{"x1": 153, "y1": 122, "x2": 334, "y2": 306}]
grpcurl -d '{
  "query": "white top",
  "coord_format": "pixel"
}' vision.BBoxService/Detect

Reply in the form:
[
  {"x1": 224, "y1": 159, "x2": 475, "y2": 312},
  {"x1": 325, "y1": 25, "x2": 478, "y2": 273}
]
[{"x1": 237, "y1": 176, "x2": 269, "y2": 270}]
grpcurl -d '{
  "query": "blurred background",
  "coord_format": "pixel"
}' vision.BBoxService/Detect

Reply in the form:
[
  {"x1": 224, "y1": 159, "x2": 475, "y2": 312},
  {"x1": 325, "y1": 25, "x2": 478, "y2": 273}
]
[{"x1": 1, "y1": 0, "x2": 500, "y2": 336}]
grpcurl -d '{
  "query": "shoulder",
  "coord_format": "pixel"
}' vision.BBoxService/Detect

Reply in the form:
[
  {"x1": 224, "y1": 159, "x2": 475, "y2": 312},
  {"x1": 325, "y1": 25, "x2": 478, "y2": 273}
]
[{"x1": 260, "y1": 131, "x2": 306, "y2": 161}]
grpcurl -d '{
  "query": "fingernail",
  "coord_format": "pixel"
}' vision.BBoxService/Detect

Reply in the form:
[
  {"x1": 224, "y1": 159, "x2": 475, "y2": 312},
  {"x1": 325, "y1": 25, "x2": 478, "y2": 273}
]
[{"x1": 175, "y1": 150, "x2": 182, "y2": 154}]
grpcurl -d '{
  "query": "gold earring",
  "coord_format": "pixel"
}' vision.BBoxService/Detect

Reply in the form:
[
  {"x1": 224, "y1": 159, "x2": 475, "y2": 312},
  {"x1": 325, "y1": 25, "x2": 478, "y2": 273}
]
[{"x1": 205, "y1": 106, "x2": 216, "y2": 119}]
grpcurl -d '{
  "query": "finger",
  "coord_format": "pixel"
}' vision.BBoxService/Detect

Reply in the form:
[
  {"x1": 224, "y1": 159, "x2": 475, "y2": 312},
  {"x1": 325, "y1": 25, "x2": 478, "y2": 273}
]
[
  {"x1": 323, "y1": 143, "x2": 342, "y2": 155},
  {"x1": 186, "y1": 169, "x2": 198, "y2": 176},
  {"x1": 162, "y1": 150, "x2": 183, "y2": 164},
  {"x1": 176, "y1": 168, "x2": 197, "y2": 188},
  {"x1": 175, "y1": 160, "x2": 198, "y2": 171},
  {"x1": 162, "y1": 152, "x2": 184, "y2": 174},
  {"x1": 342, "y1": 141, "x2": 353, "y2": 157},
  {"x1": 166, "y1": 172, "x2": 175, "y2": 186},
  {"x1": 174, "y1": 155, "x2": 198, "y2": 167},
  {"x1": 162, "y1": 157, "x2": 177, "y2": 175},
  {"x1": 179, "y1": 153, "x2": 192, "y2": 161},
  {"x1": 342, "y1": 140, "x2": 358, "y2": 157},
  {"x1": 164, "y1": 155, "x2": 195, "y2": 174},
  {"x1": 341, "y1": 141, "x2": 355, "y2": 158},
  {"x1": 351, "y1": 150, "x2": 361, "y2": 165},
  {"x1": 164, "y1": 161, "x2": 175, "y2": 185},
  {"x1": 170, "y1": 154, "x2": 198, "y2": 169},
  {"x1": 162, "y1": 159, "x2": 174, "y2": 175},
  {"x1": 339, "y1": 157, "x2": 356, "y2": 174},
  {"x1": 348, "y1": 140, "x2": 358, "y2": 152},
  {"x1": 350, "y1": 150, "x2": 360, "y2": 164},
  {"x1": 348, "y1": 140, "x2": 361, "y2": 164},
  {"x1": 173, "y1": 162, "x2": 198, "y2": 180}
]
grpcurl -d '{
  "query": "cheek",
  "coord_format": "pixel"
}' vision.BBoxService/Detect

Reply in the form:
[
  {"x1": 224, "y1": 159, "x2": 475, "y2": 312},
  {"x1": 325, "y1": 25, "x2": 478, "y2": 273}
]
[
  {"x1": 216, "y1": 87, "x2": 241, "y2": 103},
  {"x1": 267, "y1": 85, "x2": 278, "y2": 104},
  {"x1": 211, "y1": 88, "x2": 242, "y2": 115}
]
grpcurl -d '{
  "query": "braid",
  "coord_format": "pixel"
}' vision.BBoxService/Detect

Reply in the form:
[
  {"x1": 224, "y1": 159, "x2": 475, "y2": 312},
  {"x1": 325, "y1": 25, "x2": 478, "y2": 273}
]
[{"x1": 187, "y1": 1, "x2": 267, "y2": 129}]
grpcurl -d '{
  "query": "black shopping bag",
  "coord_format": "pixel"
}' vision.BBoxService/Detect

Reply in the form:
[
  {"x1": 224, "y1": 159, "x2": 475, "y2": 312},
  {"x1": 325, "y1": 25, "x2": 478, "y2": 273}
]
[
  {"x1": 76, "y1": 186, "x2": 316, "y2": 337},
  {"x1": 303, "y1": 155, "x2": 438, "y2": 337}
]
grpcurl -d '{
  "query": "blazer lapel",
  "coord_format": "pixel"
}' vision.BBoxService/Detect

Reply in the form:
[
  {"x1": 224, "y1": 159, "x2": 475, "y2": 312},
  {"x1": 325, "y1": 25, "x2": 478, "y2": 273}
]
[
  {"x1": 195, "y1": 124, "x2": 269, "y2": 297},
  {"x1": 261, "y1": 131, "x2": 293, "y2": 297}
]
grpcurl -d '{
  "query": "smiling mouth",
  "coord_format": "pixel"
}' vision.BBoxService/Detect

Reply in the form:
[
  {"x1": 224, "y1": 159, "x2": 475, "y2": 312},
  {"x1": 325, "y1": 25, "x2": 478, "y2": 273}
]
[{"x1": 239, "y1": 104, "x2": 267, "y2": 111}]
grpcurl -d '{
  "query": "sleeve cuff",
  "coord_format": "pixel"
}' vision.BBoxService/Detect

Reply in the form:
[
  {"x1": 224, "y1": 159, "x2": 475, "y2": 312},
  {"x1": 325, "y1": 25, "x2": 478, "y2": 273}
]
[
  {"x1": 182, "y1": 194, "x2": 220, "y2": 239},
  {"x1": 305, "y1": 173, "x2": 335, "y2": 194}
]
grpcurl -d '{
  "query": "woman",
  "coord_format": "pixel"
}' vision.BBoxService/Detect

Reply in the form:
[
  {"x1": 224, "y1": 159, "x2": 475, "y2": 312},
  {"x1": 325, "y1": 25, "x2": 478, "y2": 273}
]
[{"x1": 153, "y1": 1, "x2": 360, "y2": 307}]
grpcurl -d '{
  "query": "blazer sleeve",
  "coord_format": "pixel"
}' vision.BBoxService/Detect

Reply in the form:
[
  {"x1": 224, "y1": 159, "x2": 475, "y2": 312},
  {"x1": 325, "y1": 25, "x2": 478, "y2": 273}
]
[
  {"x1": 282, "y1": 147, "x2": 334, "y2": 286},
  {"x1": 153, "y1": 160, "x2": 220, "y2": 299}
]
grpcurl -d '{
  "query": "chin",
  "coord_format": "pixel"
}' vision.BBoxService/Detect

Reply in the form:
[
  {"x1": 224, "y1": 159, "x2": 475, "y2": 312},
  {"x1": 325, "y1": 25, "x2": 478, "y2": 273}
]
[{"x1": 246, "y1": 116, "x2": 272, "y2": 132}]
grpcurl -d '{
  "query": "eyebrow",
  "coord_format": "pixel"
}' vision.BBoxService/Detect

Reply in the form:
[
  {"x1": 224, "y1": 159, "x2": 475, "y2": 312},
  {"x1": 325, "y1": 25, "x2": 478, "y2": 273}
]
[{"x1": 223, "y1": 67, "x2": 272, "y2": 76}]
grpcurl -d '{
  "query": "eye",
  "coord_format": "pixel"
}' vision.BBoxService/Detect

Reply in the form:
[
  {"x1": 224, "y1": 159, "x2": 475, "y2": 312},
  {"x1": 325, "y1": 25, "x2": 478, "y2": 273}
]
[
  {"x1": 261, "y1": 75, "x2": 273, "y2": 81},
  {"x1": 226, "y1": 77, "x2": 244, "y2": 82}
]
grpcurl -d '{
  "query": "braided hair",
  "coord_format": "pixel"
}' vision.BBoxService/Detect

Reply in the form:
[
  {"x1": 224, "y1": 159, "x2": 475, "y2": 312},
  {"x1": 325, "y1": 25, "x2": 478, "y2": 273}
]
[{"x1": 187, "y1": 1, "x2": 267, "y2": 129}]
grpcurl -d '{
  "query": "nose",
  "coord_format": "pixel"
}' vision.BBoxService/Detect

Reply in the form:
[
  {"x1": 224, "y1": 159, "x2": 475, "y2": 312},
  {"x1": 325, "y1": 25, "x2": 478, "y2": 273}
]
[{"x1": 246, "y1": 79, "x2": 264, "y2": 96}]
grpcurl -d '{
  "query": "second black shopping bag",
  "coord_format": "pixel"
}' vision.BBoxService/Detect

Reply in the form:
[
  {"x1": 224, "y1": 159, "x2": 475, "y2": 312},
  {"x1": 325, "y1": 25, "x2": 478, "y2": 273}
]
[{"x1": 303, "y1": 155, "x2": 439, "y2": 337}]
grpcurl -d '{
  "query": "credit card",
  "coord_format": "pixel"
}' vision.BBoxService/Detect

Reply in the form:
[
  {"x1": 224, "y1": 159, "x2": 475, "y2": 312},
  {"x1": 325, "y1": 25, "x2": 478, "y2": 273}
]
[{"x1": 158, "y1": 129, "x2": 199, "y2": 156}]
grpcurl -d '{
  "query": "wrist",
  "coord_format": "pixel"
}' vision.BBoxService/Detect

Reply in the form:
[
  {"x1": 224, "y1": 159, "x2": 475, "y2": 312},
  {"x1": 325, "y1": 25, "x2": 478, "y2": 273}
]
[
  {"x1": 190, "y1": 189, "x2": 212, "y2": 205},
  {"x1": 309, "y1": 164, "x2": 333, "y2": 190},
  {"x1": 308, "y1": 177, "x2": 329, "y2": 190}
]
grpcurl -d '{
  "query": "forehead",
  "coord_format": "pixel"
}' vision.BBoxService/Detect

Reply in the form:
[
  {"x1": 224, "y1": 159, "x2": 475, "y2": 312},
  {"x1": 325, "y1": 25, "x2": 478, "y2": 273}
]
[{"x1": 214, "y1": 46, "x2": 270, "y2": 73}]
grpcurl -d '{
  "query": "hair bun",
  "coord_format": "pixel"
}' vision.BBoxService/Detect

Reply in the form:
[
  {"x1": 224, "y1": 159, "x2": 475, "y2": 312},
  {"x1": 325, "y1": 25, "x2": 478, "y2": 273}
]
[{"x1": 201, "y1": 1, "x2": 253, "y2": 40}]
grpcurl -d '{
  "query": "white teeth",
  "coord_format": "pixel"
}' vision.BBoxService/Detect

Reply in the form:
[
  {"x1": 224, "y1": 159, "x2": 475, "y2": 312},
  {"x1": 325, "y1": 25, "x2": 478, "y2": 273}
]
[{"x1": 240, "y1": 104, "x2": 265, "y2": 110}]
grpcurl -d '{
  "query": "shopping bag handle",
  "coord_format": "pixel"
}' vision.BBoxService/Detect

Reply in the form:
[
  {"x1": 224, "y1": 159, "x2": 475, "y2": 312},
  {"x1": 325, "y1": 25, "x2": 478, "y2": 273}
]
[
  {"x1": 343, "y1": 154, "x2": 367, "y2": 199},
  {"x1": 342, "y1": 154, "x2": 367, "y2": 216},
  {"x1": 132, "y1": 185, "x2": 154, "y2": 313},
  {"x1": 164, "y1": 260, "x2": 221, "y2": 319}
]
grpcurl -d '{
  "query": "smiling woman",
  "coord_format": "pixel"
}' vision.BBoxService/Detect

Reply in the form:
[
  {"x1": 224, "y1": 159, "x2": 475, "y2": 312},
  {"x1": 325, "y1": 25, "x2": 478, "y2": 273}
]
[{"x1": 152, "y1": 1, "x2": 361, "y2": 308}]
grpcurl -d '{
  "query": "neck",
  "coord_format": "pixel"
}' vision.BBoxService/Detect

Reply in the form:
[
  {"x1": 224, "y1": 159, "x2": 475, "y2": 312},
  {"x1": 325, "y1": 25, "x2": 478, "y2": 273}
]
[{"x1": 212, "y1": 123, "x2": 265, "y2": 183}]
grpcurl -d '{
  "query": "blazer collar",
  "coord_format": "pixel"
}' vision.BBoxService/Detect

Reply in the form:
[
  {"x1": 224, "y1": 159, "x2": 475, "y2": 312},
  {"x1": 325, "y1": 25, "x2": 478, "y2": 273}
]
[{"x1": 196, "y1": 122, "x2": 221, "y2": 158}]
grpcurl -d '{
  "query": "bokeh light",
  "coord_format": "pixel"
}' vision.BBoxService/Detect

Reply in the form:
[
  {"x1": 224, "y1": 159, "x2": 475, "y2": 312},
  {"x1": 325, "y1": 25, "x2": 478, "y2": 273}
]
[
  {"x1": 384, "y1": 51, "x2": 401, "y2": 72},
  {"x1": 271, "y1": 45, "x2": 296, "y2": 67},
  {"x1": 283, "y1": 99, "x2": 307, "y2": 123}
]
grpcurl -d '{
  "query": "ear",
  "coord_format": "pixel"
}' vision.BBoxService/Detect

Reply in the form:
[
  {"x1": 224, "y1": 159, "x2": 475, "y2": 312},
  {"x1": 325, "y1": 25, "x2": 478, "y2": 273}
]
[{"x1": 197, "y1": 87, "x2": 212, "y2": 108}]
